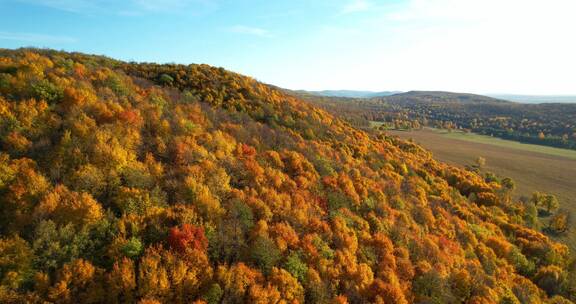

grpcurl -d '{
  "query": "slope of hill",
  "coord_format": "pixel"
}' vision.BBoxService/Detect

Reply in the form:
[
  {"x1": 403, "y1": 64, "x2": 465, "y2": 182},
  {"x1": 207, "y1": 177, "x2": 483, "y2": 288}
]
[
  {"x1": 0, "y1": 49, "x2": 574, "y2": 303},
  {"x1": 388, "y1": 128, "x2": 576, "y2": 251}
]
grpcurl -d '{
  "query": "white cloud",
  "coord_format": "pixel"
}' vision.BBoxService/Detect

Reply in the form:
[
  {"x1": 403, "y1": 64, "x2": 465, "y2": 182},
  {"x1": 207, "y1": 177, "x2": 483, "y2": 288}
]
[
  {"x1": 0, "y1": 31, "x2": 76, "y2": 43},
  {"x1": 228, "y1": 25, "x2": 272, "y2": 37},
  {"x1": 374, "y1": 0, "x2": 576, "y2": 94},
  {"x1": 387, "y1": 0, "x2": 573, "y2": 25},
  {"x1": 341, "y1": 0, "x2": 372, "y2": 14},
  {"x1": 281, "y1": 0, "x2": 576, "y2": 94}
]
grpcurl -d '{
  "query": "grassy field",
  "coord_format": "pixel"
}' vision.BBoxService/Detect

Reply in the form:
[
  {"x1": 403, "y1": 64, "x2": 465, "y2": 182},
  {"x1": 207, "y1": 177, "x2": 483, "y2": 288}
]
[
  {"x1": 440, "y1": 129, "x2": 576, "y2": 160},
  {"x1": 387, "y1": 127, "x2": 576, "y2": 250}
]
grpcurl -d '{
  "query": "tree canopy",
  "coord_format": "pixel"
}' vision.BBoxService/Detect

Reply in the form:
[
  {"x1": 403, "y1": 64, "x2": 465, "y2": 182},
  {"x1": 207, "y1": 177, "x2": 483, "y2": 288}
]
[{"x1": 0, "y1": 48, "x2": 574, "y2": 303}]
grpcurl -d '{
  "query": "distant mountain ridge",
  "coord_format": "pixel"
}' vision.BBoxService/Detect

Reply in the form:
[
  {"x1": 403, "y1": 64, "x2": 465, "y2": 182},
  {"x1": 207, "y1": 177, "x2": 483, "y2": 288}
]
[
  {"x1": 301, "y1": 89, "x2": 401, "y2": 98},
  {"x1": 301, "y1": 87, "x2": 576, "y2": 151},
  {"x1": 302, "y1": 89, "x2": 576, "y2": 104},
  {"x1": 386, "y1": 91, "x2": 510, "y2": 104}
]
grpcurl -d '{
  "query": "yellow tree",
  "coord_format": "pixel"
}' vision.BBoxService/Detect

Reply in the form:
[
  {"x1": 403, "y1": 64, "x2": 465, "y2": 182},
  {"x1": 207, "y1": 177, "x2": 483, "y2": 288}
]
[{"x1": 34, "y1": 184, "x2": 103, "y2": 227}]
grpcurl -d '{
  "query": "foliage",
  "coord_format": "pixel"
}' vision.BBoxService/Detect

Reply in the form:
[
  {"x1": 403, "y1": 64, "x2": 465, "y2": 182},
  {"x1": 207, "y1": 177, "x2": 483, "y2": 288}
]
[
  {"x1": 122, "y1": 237, "x2": 144, "y2": 259},
  {"x1": 250, "y1": 237, "x2": 281, "y2": 274},
  {"x1": 167, "y1": 224, "x2": 208, "y2": 253},
  {"x1": 0, "y1": 48, "x2": 573, "y2": 303}
]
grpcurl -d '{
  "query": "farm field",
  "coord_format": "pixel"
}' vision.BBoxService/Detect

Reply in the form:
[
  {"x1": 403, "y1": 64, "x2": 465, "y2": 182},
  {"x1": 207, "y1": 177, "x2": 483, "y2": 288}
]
[{"x1": 387, "y1": 127, "x2": 576, "y2": 249}]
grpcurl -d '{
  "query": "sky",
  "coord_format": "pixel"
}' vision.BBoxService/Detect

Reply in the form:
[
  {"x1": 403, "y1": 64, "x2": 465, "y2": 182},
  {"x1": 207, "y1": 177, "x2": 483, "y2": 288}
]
[{"x1": 1, "y1": 0, "x2": 575, "y2": 95}]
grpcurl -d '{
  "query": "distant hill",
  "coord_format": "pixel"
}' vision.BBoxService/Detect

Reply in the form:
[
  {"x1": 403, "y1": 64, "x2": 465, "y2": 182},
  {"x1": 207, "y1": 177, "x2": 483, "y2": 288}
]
[
  {"x1": 387, "y1": 91, "x2": 510, "y2": 104},
  {"x1": 300, "y1": 90, "x2": 576, "y2": 104},
  {"x1": 301, "y1": 89, "x2": 401, "y2": 98},
  {"x1": 304, "y1": 88, "x2": 576, "y2": 150}
]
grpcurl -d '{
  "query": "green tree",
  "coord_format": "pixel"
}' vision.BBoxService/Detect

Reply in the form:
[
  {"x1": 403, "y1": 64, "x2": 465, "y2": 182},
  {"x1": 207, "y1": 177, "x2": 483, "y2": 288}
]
[
  {"x1": 523, "y1": 203, "x2": 540, "y2": 230},
  {"x1": 121, "y1": 237, "x2": 143, "y2": 259},
  {"x1": 31, "y1": 79, "x2": 63, "y2": 103},
  {"x1": 543, "y1": 194, "x2": 560, "y2": 214},
  {"x1": 283, "y1": 251, "x2": 308, "y2": 283},
  {"x1": 250, "y1": 236, "x2": 280, "y2": 275},
  {"x1": 158, "y1": 74, "x2": 174, "y2": 86},
  {"x1": 32, "y1": 220, "x2": 89, "y2": 272},
  {"x1": 500, "y1": 177, "x2": 516, "y2": 203},
  {"x1": 501, "y1": 177, "x2": 515, "y2": 192},
  {"x1": 0, "y1": 236, "x2": 33, "y2": 290},
  {"x1": 530, "y1": 192, "x2": 544, "y2": 206},
  {"x1": 202, "y1": 283, "x2": 223, "y2": 304}
]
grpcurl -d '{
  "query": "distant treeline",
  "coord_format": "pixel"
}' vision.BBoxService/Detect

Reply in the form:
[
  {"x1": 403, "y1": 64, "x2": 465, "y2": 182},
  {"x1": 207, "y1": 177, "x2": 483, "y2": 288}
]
[{"x1": 298, "y1": 91, "x2": 576, "y2": 150}]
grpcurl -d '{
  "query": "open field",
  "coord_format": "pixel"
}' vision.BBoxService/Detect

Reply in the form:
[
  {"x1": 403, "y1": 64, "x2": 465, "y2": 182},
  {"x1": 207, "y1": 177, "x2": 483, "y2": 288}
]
[
  {"x1": 441, "y1": 130, "x2": 576, "y2": 160},
  {"x1": 387, "y1": 127, "x2": 576, "y2": 250}
]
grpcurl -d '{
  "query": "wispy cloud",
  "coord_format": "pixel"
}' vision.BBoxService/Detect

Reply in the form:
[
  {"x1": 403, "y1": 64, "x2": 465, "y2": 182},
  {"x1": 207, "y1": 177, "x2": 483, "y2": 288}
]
[
  {"x1": 228, "y1": 25, "x2": 272, "y2": 37},
  {"x1": 131, "y1": 0, "x2": 217, "y2": 13},
  {"x1": 0, "y1": 31, "x2": 76, "y2": 43},
  {"x1": 14, "y1": 0, "x2": 218, "y2": 15},
  {"x1": 14, "y1": 0, "x2": 102, "y2": 13},
  {"x1": 340, "y1": 0, "x2": 372, "y2": 14}
]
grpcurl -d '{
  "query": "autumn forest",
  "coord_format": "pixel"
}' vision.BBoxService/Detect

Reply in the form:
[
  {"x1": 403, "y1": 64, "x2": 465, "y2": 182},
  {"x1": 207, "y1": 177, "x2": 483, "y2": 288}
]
[{"x1": 0, "y1": 49, "x2": 575, "y2": 304}]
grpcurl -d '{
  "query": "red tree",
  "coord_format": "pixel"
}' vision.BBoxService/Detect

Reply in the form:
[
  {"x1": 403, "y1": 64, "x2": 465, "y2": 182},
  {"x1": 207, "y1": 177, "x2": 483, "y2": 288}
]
[{"x1": 168, "y1": 224, "x2": 208, "y2": 253}]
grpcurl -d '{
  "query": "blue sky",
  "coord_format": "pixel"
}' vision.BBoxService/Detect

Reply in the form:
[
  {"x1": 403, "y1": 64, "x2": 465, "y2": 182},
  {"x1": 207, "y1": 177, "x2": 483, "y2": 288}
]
[{"x1": 1, "y1": 0, "x2": 575, "y2": 94}]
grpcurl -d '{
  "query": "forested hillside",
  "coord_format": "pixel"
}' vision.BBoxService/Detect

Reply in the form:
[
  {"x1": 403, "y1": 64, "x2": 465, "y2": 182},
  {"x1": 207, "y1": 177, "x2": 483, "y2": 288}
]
[{"x1": 0, "y1": 49, "x2": 575, "y2": 303}]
